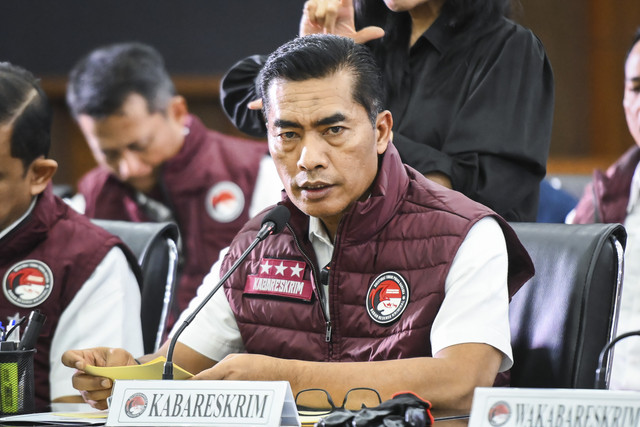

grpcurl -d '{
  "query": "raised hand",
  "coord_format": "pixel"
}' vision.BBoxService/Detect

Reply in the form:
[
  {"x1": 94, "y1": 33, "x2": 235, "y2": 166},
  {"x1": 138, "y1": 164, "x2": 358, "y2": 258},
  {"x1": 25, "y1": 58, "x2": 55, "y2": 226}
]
[{"x1": 300, "y1": 0, "x2": 384, "y2": 44}]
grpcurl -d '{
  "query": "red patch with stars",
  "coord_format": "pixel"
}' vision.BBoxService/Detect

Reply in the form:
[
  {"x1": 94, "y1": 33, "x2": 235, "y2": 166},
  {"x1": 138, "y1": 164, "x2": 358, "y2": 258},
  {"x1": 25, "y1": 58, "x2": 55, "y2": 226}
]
[{"x1": 244, "y1": 258, "x2": 313, "y2": 301}]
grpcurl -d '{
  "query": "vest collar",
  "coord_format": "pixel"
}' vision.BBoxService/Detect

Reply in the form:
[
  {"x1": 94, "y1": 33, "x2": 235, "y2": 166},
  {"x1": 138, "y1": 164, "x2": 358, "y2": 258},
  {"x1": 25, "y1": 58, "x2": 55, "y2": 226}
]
[
  {"x1": 0, "y1": 185, "x2": 58, "y2": 258},
  {"x1": 0, "y1": 196, "x2": 36, "y2": 240}
]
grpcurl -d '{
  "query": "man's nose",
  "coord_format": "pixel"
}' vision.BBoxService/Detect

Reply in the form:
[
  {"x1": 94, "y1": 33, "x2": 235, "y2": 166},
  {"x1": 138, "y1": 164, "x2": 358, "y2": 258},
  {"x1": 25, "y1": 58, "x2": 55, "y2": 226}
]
[
  {"x1": 297, "y1": 136, "x2": 328, "y2": 171},
  {"x1": 118, "y1": 150, "x2": 151, "y2": 180}
]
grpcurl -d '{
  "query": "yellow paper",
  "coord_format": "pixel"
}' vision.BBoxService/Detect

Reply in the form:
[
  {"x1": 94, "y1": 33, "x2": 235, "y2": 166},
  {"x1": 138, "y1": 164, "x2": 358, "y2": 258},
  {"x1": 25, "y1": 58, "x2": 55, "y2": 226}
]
[
  {"x1": 83, "y1": 356, "x2": 193, "y2": 380},
  {"x1": 53, "y1": 411, "x2": 108, "y2": 419}
]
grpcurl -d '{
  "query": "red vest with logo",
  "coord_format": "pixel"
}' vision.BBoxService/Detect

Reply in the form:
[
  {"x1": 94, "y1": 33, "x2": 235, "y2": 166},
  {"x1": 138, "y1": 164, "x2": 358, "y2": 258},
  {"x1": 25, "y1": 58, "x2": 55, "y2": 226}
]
[
  {"x1": 222, "y1": 144, "x2": 533, "y2": 367},
  {"x1": 78, "y1": 115, "x2": 268, "y2": 327},
  {"x1": 0, "y1": 186, "x2": 130, "y2": 410}
]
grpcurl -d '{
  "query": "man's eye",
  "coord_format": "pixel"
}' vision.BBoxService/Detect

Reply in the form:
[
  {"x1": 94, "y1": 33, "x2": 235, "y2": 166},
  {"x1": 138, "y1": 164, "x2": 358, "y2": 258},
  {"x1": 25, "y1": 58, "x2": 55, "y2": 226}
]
[
  {"x1": 279, "y1": 131, "x2": 298, "y2": 140},
  {"x1": 325, "y1": 126, "x2": 344, "y2": 135},
  {"x1": 626, "y1": 83, "x2": 640, "y2": 93},
  {"x1": 103, "y1": 151, "x2": 120, "y2": 162},
  {"x1": 128, "y1": 140, "x2": 149, "y2": 152}
]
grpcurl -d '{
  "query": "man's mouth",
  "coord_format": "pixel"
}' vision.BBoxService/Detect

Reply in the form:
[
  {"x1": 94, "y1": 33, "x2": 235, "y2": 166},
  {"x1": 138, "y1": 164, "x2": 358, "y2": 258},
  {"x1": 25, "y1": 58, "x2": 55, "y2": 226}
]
[
  {"x1": 298, "y1": 182, "x2": 333, "y2": 200},
  {"x1": 302, "y1": 183, "x2": 330, "y2": 190}
]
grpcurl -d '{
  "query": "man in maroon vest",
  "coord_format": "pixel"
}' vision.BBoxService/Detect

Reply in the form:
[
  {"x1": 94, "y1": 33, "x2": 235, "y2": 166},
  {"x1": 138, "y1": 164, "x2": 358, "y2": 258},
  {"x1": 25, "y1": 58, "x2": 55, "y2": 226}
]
[
  {"x1": 0, "y1": 63, "x2": 143, "y2": 410},
  {"x1": 63, "y1": 35, "x2": 533, "y2": 411},
  {"x1": 65, "y1": 43, "x2": 281, "y2": 331}
]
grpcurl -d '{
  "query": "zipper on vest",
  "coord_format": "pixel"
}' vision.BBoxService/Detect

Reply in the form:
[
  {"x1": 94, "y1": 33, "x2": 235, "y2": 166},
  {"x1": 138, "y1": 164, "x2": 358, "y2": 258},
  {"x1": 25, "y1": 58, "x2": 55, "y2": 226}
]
[
  {"x1": 287, "y1": 224, "x2": 332, "y2": 344},
  {"x1": 319, "y1": 265, "x2": 332, "y2": 342}
]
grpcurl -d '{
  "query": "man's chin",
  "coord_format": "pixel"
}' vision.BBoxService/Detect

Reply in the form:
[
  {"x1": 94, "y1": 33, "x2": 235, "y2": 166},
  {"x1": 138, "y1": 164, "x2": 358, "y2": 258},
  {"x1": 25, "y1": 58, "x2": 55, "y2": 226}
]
[{"x1": 126, "y1": 179, "x2": 155, "y2": 194}]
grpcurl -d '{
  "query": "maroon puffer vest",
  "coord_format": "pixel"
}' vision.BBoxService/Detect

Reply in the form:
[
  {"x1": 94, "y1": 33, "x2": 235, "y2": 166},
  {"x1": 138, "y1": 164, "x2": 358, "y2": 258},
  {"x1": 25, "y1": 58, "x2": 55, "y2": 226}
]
[
  {"x1": 0, "y1": 186, "x2": 128, "y2": 410},
  {"x1": 78, "y1": 115, "x2": 268, "y2": 327},
  {"x1": 223, "y1": 144, "x2": 533, "y2": 363},
  {"x1": 572, "y1": 146, "x2": 640, "y2": 224}
]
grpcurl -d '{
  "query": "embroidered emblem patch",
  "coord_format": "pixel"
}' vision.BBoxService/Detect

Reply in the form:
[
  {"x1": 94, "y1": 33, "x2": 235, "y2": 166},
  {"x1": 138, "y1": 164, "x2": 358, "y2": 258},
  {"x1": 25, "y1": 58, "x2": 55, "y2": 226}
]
[
  {"x1": 3, "y1": 260, "x2": 54, "y2": 308},
  {"x1": 205, "y1": 181, "x2": 245, "y2": 223},
  {"x1": 245, "y1": 258, "x2": 313, "y2": 301},
  {"x1": 365, "y1": 271, "x2": 410, "y2": 325}
]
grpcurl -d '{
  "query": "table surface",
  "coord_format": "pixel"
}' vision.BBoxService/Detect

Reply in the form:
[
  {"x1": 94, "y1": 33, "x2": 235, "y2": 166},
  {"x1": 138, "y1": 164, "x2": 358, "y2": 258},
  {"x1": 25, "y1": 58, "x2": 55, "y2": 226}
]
[
  {"x1": 1, "y1": 404, "x2": 469, "y2": 426},
  {"x1": 432, "y1": 409, "x2": 470, "y2": 426}
]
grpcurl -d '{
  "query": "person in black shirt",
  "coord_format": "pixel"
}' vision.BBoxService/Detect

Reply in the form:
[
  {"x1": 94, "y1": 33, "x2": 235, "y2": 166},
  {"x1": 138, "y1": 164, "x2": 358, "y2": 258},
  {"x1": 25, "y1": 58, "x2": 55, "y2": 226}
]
[{"x1": 220, "y1": 0, "x2": 554, "y2": 221}]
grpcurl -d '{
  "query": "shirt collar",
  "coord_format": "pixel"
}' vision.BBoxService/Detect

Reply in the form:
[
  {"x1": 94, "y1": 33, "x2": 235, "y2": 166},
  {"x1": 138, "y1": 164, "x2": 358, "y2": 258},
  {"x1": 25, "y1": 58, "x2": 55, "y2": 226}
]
[
  {"x1": 418, "y1": 6, "x2": 455, "y2": 54},
  {"x1": 0, "y1": 197, "x2": 37, "y2": 239},
  {"x1": 308, "y1": 216, "x2": 333, "y2": 248}
]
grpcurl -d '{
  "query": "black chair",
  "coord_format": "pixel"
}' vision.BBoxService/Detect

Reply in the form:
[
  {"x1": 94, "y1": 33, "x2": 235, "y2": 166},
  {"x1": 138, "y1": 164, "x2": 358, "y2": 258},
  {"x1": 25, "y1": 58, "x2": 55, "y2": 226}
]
[
  {"x1": 92, "y1": 219, "x2": 180, "y2": 354},
  {"x1": 508, "y1": 222, "x2": 626, "y2": 389}
]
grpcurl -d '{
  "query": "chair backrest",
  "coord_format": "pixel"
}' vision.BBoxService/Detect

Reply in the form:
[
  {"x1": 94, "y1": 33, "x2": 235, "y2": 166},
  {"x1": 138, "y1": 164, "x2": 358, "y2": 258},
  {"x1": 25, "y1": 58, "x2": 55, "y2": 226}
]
[
  {"x1": 92, "y1": 219, "x2": 180, "y2": 354},
  {"x1": 508, "y1": 222, "x2": 626, "y2": 389}
]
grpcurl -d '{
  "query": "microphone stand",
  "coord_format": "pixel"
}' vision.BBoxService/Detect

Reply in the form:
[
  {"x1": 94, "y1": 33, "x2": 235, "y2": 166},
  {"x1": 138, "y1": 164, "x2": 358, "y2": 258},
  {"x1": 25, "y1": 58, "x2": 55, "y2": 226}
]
[
  {"x1": 594, "y1": 330, "x2": 640, "y2": 389},
  {"x1": 162, "y1": 205, "x2": 289, "y2": 380}
]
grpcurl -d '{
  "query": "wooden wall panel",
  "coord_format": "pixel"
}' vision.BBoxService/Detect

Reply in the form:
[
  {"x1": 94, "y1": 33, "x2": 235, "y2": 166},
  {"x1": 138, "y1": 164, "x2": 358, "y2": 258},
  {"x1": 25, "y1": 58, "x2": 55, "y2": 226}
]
[
  {"x1": 517, "y1": 0, "x2": 590, "y2": 161},
  {"x1": 587, "y1": 1, "x2": 640, "y2": 160}
]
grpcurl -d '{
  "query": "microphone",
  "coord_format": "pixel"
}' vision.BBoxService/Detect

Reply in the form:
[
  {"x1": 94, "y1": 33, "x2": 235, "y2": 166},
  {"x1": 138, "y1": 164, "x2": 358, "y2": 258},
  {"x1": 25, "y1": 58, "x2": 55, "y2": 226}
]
[
  {"x1": 162, "y1": 205, "x2": 290, "y2": 380},
  {"x1": 594, "y1": 329, "x2": 640, "y2": 389}
]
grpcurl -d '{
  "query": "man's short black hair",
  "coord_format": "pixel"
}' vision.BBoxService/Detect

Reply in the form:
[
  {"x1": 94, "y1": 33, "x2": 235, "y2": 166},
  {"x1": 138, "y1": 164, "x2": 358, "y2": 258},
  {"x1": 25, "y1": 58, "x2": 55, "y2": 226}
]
[
  {"x1": 258, "y1": 34, "x2": 385, "y2": 126},
  {"x1": 626, "y1": 27, "x2": 640, "y2": 62},
  {"x1": 0, "y1": 62, "x2": 52, "y2": 170},
  {"x1": 66, "y1": 42, "x2": 176, "y2": 119}
]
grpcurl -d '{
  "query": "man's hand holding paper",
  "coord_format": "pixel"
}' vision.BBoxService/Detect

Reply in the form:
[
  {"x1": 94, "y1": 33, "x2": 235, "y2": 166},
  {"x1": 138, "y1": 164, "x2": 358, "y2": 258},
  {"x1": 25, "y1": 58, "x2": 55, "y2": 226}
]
[{"x1": 62, "y1": 347, "x2": 138, "y2": 410}]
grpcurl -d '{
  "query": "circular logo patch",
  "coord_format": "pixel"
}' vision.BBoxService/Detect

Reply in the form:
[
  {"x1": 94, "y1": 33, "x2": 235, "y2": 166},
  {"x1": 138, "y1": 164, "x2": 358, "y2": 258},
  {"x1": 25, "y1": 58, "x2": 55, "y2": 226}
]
[
  {"x1": 125, "y1": 392, "x2": 148, "y2": 418},
  {"x1": 3, "y1": 260, "x2": 53, "y2": 308},
  {"x1": 488, "y1": 401, "x2": 511, "y2": 426},
  {"x1": 365, "y1": 272, "x2": 410, "y2": 325},
  {"x1": 205, "y1": 181, "x2": 245, "y2": 223}
]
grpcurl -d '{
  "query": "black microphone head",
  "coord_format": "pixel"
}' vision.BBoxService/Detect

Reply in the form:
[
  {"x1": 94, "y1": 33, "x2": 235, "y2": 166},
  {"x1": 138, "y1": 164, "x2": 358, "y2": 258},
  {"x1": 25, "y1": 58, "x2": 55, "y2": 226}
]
[{"x1": 261, "y1": 205, "x2": 291, "y2": 235}]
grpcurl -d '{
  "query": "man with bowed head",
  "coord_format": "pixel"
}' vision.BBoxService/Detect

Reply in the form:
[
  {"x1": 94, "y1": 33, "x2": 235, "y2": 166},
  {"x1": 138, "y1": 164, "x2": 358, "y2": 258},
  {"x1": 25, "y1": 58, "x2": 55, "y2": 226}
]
[
  {"x1": 65, "y1": 42, "x2": 280, "y2": 330},
  {"x1": 0, "y1": 62, "x2": 142, "y2": 409},
  {"x1": 63, "y1": 35, "x2": 533, "y2": 411}
]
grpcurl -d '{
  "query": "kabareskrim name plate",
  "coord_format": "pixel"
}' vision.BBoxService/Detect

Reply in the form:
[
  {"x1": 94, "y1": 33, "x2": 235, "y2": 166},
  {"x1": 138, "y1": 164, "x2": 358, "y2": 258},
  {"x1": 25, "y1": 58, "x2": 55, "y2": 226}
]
[{"x1": 106, "y1": 380, "x2": 300, "y2": 426}]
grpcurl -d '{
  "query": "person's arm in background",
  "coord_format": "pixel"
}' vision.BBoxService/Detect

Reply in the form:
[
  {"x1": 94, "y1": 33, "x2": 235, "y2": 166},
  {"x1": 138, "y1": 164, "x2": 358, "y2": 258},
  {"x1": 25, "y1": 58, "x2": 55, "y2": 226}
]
[
  {"x1": 51, "y1": 247, "x2": 144, "y2": 403},
  {"x1": 220, "y1": 55, "x2": 269, "y2": 138}
]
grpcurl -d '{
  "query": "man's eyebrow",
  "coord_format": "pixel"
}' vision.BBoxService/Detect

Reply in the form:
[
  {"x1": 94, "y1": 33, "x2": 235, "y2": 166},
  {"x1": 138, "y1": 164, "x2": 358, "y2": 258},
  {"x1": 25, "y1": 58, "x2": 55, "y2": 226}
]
[
  {"x1": 273, "y1": 119, "x2": 302, "y2": 129},
  {"x1": 272, "y1": 113, "x2": 346, "y2": 129},
  {"x1": 314, "y1": 113, "x2": 346, "y2": 127}
]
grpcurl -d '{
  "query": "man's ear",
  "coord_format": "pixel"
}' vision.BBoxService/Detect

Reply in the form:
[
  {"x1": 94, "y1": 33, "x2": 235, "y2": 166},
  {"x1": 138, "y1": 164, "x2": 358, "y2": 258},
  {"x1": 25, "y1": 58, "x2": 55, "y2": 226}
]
[
  {"x1": 375, "y1": 110, "x2": 393, "y2": 154},
  {"x1": 168, "y1": 95, "x2": 189, "y2": 125},
  {"x1": 28, "y1": 158, "x2": 58, "y2": 196}
]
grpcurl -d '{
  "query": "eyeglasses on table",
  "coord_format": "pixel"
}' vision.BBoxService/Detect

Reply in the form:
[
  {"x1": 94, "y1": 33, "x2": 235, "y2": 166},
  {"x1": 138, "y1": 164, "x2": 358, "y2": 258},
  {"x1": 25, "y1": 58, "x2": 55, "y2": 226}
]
[{"x1": 295, "y1": 387, "x2": 382, "y2": 416}]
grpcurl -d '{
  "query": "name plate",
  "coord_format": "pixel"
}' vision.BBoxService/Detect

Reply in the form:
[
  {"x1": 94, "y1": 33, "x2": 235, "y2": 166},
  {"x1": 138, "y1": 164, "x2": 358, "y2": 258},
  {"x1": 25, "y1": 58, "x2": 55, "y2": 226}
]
[
  {"x1": 106, "y1": 380, "x2": 300, "y2": 426},
  {"x1": 469, "y1": 387, "x2": 640, "y2": 427}
]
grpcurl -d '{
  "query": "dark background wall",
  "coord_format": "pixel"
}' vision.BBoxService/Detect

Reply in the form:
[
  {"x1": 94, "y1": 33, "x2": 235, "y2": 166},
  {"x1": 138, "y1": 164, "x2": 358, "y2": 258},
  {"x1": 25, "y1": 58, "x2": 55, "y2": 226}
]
[
  {"x1": 0, "y1": 0, "x2": 303, "y2": 76},
  {"x1": 1, "y1": 0, "x2": 639, "y2": 187}
]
